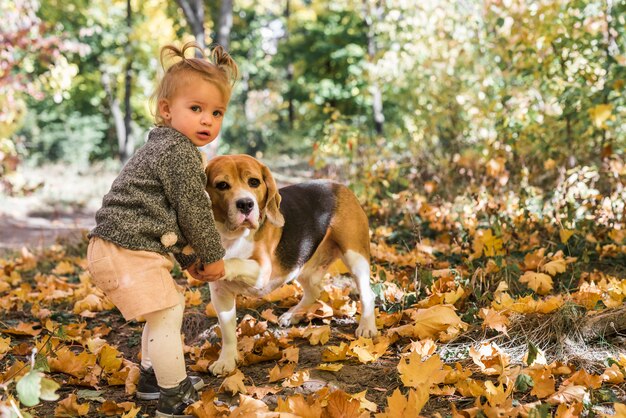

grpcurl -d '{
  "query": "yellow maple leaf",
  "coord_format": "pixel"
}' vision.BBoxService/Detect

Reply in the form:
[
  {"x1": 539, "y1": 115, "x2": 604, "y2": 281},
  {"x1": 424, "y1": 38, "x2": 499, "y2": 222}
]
[
  {"x1": 352, "y1": 390, "x2": 378, "y2": 412},
  {"x1": 325, "y1": 390, "x2": 368, "y2": 418},
  {"x1": 280, "y1": 346, "x2": 299, "y2": 364},
  {"x1": 0, "y1": 336, "x2": 11, "y2": 360},
  {"x1": 560, "y1": 229, "x2": 575, "y2": 244},
  {"x1": 220, "y1": 369, "x2": 248, "y2": 395},
  {"x1": 317, "y1": 363, "x2": 344, "y2": 372},
  {"x1": 555, "y1": 402, "x2": 584, "y2": 418},
  {"x1": 601, "y1": 364, "x2": 624, "y2": 384},
  {"x1": 276, "y1": 394, "x2": 323, "y2": 418},
  {"x1": 260, "y1": 308, "x2": 278, "y2": 323},
  {"x1": 49, "y1": 346, "x2": 97, "y2": 378},
  {"x1": 184, "y1": 289, "x2": 203, "y2": 306},
  {"x1": 536, "y1": 295, "x2": 565, "y2": 313},
  {"x1": 520, "y1": 271, "x2": 553, "y2": 295},
  {"x1": 53, "y1": 260, "x2": 75, "y2": 276},
  {"x1": 229, "y1": 394, "x2": 270, "y2": 417},
  {"x1": 442, "y1": 362, "x2": 472, "y2": 385},
  {"x1": 563, "y1": 369, "x2": 603, "y2": 389},
  {"x1": 397, "y1": 352, "x2": 447, "y2": 389},
  {"x1": 1, "y1": 322, "x2": 42, "y2": 337},
  {"x1": 546, "y1": 385, "x2": 587, "y2": 405},
  {"x1": 389, "y1": 304, "x2": 467, "y2": 341},
  {"x1": 482, "y1": 229, "x2": 506, "y2": 257},
  {"x1": 528, "y1": 366, "x2": 556, "y2": 399},
  {"x1": 541, "y1": 259, "x2": 567, "y2": 276},
  {"x1": 523, "y1": 248, "x2": 546, "y2": 271},
  {"x1": 282, "y1": 370, "x2": 309, "y2": 388},
  {"x1": 455, "y1": 378, "x2": 485, "y2": 397},
  {"x1": 469, "y1": 342, "x2": 509, "y2": 376},
  {"x1": 98, "y1": 344, "x2": 123, "y2": 374},
  {"x1": 186, "y1": 389, "x2": 229, "y2": 416},
  {"x1": 484, "y1": 380, "x2": 513, "y2": 407},
  {"x1": 479, "y1": 308, "x2": 510, "y2": 335},
  {"x1": 376, "y1": 387, "x2": 429, "y2": 418},
  {"x1": 302, "y1": 325, "x2": 330, "y2": 346},
  {"x1": 608, "y1": 229, "x2": 626, "y2": 244},
  {"x1": 349, "y1": 337, "x2": 389, "y2": 364},
  {"x1": 268, "y1": 363, "x2": 296, "y2": 383},
  {"x1": 322, "y1": 342, "x2": 349, "y2": 362}
]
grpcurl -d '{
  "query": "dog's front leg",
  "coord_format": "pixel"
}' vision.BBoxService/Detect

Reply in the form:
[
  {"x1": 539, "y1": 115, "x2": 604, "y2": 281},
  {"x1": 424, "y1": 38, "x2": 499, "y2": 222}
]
[
  {"x1": 222, "y1": 258, "x2": 263, "y2": 287},
  {"x1": 208, "y1": 282, "x2": 238, "y2": 376}
]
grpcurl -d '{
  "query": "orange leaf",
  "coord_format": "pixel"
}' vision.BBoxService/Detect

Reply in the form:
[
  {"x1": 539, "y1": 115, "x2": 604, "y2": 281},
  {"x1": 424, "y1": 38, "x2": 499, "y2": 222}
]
[
  {"x1": 469, "y1": 342, "x2": 509, "y2": 376},
  {"x1": 54, "y1": 394, "x2": 90, "y2": 416},
  {"x1": 1, "y1": 322, "x2": 42, "y2": 337},
  {"x1": 268, "y1": 363, "x2": 296, "y2": 383},
  {"x1": 325, "y1": 390, "x2": 368, "y2": 418},
  {"x1": 229, "y1": 394, "x2": 270, "y2": 417},
  {"x1": 220, "y1": 370, "x2": 247, "y2": 395}
]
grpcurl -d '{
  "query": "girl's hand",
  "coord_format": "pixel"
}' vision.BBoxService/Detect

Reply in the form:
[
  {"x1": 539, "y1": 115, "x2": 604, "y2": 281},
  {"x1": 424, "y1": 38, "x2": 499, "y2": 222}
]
[{"x1": 188, "y1": 259, "x2": 225, "y2": 282}]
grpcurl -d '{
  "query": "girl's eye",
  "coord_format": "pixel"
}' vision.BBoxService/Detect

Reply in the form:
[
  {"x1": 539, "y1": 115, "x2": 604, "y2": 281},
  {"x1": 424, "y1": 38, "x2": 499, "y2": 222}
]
[
  {"x1": 248, "y1": 178, "x2": 261, "y2": 188},
  {"x1": 191, "y1": 105, "x2": 201, "y2": 112},
  {"x1": 216, "y1": 181, "x2": 230, "y2": 190},
  {"x1": 213, "y1": 110, "x2": 223, "y2": 117}
]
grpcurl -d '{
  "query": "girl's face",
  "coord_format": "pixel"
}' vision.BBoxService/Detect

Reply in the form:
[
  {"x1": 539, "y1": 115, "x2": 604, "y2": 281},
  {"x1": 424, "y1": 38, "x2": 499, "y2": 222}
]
[{"x1": 159, "y1": 75, "x2": 227, "y2": 147}]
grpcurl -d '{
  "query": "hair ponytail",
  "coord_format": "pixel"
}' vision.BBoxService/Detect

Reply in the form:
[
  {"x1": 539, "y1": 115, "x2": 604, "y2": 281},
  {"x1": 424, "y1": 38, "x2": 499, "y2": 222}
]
[{"x1": 210, "y1": 44, "x2": 239, "y2": 86}]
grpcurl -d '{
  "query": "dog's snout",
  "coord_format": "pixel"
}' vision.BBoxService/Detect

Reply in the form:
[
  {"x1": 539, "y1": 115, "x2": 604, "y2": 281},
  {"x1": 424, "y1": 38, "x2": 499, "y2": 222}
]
[{"x1": 236, "y1": 198, "x2": 255, "y2": 215}]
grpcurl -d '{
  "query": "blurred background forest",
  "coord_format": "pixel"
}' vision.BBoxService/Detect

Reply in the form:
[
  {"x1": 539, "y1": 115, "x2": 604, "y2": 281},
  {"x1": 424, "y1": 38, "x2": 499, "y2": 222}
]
[{"x1": 1, "y1": 0, "x2": 625, "y2": 235}]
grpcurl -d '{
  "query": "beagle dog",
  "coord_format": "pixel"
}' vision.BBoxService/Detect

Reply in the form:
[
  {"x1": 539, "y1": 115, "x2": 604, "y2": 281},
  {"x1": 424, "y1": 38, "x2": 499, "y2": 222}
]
[{"x1": 204, "y1": 155, "x2": 378, "y2": 375}]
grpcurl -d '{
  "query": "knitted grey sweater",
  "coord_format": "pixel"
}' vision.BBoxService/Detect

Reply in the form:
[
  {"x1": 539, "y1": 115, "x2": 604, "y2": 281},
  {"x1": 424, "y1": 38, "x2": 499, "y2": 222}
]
[{"x1": 89, "y1": 126, "x2": 225, "y2": 269}]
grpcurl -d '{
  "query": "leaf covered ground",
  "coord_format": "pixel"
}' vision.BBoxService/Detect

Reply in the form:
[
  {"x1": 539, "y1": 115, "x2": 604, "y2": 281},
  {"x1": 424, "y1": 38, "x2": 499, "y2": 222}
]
[{"x1": 1, "y1": 162, "x2": 626, "y2": 417}]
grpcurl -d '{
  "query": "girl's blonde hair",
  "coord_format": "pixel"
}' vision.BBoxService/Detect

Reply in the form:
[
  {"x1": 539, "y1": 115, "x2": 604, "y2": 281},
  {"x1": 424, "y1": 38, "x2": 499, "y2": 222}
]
[{"x1": 152, "y1": 41, "x2": 239, "y2": 126}]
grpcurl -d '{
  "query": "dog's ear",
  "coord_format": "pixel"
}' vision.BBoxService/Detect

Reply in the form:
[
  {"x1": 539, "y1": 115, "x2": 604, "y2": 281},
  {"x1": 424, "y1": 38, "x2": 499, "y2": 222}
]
[{"x1": 262, "y1": 164, "x2": 284, "y2": 227}]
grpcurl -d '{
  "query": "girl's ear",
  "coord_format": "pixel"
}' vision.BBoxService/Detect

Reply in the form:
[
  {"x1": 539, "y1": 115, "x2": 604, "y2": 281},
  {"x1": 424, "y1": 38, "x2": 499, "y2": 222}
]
[{"x1": 158, "y1": 99, "x2": 172, "y2": 122}]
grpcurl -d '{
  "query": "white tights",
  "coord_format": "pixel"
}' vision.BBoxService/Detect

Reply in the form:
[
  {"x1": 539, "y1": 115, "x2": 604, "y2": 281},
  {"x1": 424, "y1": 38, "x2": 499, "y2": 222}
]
[{"x1": 140, "y1": 292, "x2": 186, "y2": 388}]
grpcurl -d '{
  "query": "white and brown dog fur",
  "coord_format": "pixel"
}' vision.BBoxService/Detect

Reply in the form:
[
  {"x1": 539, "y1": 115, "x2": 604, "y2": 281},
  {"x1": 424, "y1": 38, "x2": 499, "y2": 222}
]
[{"x1": 205, "y1": 154, "x2": 378, "y2": 375}]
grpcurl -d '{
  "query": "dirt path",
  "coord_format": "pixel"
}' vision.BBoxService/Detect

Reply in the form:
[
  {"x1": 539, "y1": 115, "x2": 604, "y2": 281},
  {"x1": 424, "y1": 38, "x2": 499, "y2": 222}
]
[{"x1": 0, "y1": 163, "x2": 116, "y2": 254}]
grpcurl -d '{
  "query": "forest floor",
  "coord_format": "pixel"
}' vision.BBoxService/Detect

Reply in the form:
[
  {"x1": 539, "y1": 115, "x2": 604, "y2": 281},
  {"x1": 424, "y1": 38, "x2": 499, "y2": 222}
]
[{"x1": 1, "y1": 161, "x2": 626, "y2": 417}]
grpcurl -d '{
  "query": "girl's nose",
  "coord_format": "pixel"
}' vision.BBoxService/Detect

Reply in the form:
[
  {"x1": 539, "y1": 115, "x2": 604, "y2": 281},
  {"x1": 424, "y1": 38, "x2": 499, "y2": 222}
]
[{"x1": 201, "y1": 113, "x2": 213, "y2": 126}]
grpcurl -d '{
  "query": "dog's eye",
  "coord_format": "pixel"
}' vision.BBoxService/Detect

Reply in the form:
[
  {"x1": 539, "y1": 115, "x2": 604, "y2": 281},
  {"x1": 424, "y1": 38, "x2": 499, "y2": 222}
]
[
  {"x1": 248, "y1": 178, "x2": 261, "y2": 188},
  {"x1": 215, "y1": 181, "x2": 230, "y2": 190}
]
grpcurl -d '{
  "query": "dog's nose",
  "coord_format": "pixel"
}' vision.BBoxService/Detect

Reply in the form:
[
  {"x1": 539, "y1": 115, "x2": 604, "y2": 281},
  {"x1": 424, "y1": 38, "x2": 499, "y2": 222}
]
[{"x1": 236, "y1": 198, "x2": 255, "y2": 215}]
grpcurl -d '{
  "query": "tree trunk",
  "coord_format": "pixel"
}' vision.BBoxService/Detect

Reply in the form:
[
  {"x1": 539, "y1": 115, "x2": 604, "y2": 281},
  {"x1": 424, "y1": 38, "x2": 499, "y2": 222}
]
[
  {"x1": 284, "y1": 0, "x2": 294, "y2": 128},
  {"x1": 363, "y1": 0, "x2": 384, "y2": 135},
  {"x1": 121, "y1": 0, "x2": 133, "y2": 163},
  {"x1": 217, "y1": 0, "x2": 233, "y2": 50},
  {"x1": 176, "y1": 0, "x2": 205, "y2": 53}
]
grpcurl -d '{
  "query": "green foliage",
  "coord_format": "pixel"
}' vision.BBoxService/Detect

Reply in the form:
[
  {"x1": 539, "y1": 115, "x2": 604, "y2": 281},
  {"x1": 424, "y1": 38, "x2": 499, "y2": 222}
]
[
  {"x1": 16, "y1": 369, "x2": 60, "y2": 407},
  {"x1": 19, "y1": 108, "x2": 107, "y2": 168}
]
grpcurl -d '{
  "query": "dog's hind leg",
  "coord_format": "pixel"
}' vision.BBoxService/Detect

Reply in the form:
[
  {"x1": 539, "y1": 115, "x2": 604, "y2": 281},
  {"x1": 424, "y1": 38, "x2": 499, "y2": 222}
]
[
  {"x1": 208, "y1": 283, "x2": 239, "y2": 375},
  {"x1": 278, "y1": 266, "x2": 325, "y2": 327},
  {"x1": 342, "y1": 250, "x2": 378, "y2": 338}
]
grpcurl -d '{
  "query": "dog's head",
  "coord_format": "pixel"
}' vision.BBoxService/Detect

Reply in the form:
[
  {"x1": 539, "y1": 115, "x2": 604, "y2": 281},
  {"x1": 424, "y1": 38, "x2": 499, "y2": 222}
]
[{"x1": 205, "y1": 155, "x2": 284, "y2": 234}]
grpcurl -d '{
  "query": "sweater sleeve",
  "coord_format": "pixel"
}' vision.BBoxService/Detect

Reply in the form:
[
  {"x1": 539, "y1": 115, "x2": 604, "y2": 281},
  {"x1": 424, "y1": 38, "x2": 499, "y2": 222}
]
[{"x1": 157, "y1": 143, "x2": 225, "y2": 266}]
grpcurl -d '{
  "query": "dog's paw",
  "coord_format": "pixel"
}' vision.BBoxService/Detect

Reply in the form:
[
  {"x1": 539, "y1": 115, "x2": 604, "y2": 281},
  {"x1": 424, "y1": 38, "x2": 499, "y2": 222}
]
[
  {"x1": 278, "y1": 311, "x2": 302, "y2": 327},
  {"x1": 355, "y1": 322, "x2": 378, "y2": 338},
  {"x1": 209, "y1": 357, "x2": 237, "y2": 376}
]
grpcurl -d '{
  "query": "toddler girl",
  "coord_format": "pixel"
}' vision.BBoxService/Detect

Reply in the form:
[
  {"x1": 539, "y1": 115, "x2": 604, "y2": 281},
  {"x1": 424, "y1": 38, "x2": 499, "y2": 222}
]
[{"x1": 88, "y1": 41, "x2": 238, "y2": 417}]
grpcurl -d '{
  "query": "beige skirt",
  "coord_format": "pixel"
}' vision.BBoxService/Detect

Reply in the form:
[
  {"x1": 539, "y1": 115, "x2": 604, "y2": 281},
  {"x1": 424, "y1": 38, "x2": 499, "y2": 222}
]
[{"x1": 87, "y1": 237, "x2": 182, "y2": 320}]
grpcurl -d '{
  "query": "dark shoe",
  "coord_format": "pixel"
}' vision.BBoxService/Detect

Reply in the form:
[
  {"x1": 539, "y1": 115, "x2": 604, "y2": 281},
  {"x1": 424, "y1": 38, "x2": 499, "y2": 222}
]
[
  {"x1": 136, "y1": 366, "x2": 205, "y2": 401},
  {"x1": 155, "y1": 377, "x2": 199, "y2": 417}
]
